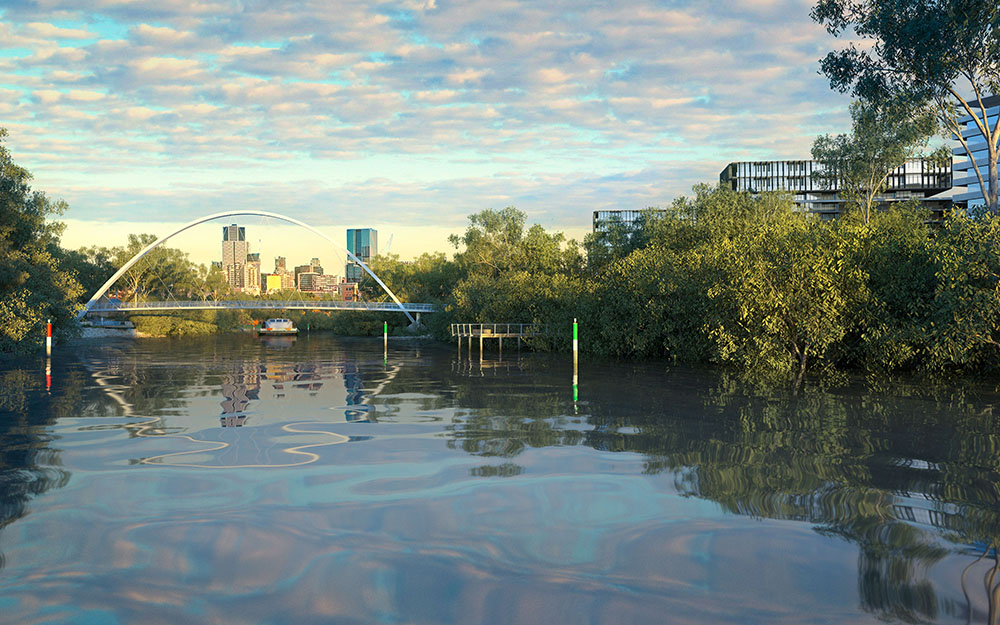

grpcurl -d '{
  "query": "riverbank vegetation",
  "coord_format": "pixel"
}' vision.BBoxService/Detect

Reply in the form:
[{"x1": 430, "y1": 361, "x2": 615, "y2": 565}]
[
  {"x1": 371, "y1": 192, "x2": 1000, "y2": 378},
  {"x1": 5, "y1": 124, "x2": 1000, "y2": 378},
  {"x1": 0, "y1": 129, "x2": 84, "y2": 355}
]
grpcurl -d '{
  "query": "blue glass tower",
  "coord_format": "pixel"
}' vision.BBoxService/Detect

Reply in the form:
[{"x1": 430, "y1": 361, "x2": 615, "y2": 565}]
[{"x1": 346, "y1": 228, "x2": 377, "y2": 282}]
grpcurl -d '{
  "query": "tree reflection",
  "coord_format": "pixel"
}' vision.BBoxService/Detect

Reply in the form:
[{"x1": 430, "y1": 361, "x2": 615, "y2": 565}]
[
  {"x1": 5, "y1": 338, "x2": 1000, "y2": 621},
  {"x1": 445, "y1": 362, "x2": 1000, "y2": 623},
  {"x1": 0, "y1": 365, "x2": 78, "y2": 569}
]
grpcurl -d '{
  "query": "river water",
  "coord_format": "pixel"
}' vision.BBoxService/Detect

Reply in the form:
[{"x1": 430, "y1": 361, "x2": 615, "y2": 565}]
[{"x1": 1, "y1": 334, "x2": 999, "y2": 624}]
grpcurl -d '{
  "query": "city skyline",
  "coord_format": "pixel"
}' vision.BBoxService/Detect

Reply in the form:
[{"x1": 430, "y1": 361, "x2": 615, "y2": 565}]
[
  {"x1": 1, "y1": 1, "x2": 858, "y2": 260},
  {"x1": 218, "y1": 222, "x2": 366, "y2": 301}
]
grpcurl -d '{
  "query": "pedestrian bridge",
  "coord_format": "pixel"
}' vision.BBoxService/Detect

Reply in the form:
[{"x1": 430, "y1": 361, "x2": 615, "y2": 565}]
[
  {"x1": 75, "y1": 210, "x2": 429, "y2": 324},
  {"x1": 89, "y1": 300, "x2": 436, "y2": 314}
]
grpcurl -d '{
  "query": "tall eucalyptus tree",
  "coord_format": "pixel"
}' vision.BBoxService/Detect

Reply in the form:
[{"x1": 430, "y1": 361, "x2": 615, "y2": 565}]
[{"x1": 812, "y1": 0, "x2": 1000, "y2": 214}]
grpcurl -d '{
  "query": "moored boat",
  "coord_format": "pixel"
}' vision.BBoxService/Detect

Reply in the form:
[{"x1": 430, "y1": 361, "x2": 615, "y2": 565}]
[{"x1": 258, "y1": 318, "x2": 299, "y2": 335}]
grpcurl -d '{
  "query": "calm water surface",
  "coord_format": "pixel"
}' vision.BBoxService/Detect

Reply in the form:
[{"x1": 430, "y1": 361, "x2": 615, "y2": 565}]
[{"x1": 2, "y1": 334, "x2": 999, "y2": 624}]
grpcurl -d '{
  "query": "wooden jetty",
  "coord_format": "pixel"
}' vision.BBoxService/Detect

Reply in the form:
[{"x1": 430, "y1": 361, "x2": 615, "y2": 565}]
[{"x1": 450, "y1": 323, "x2": 542, "y2": 358}]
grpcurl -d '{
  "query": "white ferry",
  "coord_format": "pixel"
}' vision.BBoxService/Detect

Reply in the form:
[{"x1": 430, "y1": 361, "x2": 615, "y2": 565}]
[{"x1": 258, "y1": 318, "x2": 299, "y2": 335}]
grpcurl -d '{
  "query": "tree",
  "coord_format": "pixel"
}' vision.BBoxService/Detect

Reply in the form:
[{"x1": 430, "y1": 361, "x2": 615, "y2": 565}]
[
  {"x1": 105, "y1": 233, "x2": 198, "y2": 303},
  {"x1": 448, "y1": 207, "x2": 582, "y2": 278},
  {"x1": 811, "y1": 0, "x2": 1000, "y2": 214},
  {"x1": 0, "y1": 128, "x2": 84, "y2": 353},
  {"x1": 925, "y1": 214, "x2": 1000, "y2": 370},
  {"x1": 833, "y1": 204, "x2": 940, "y2": 370},
  {"x1": 445, "y1": 207, "x2": 586, "y2": 346},
  {"x1": 703, "y1": 192, "x2": 848, "y2": 382},
  {"x1": 811, "y1": 100, "x2": 944, "y2": 223},
  {"x1": 58, "y1": 245, "x2": 115, "y2": 302},
  {"x1": 364, "y1": 252, "x2": 461, "y2": 304}
]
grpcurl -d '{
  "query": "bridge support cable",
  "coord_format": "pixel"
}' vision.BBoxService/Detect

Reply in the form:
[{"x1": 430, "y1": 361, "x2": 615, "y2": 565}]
[{"x1": 76, "y1": 210, "x2": 417, "y2": 324}]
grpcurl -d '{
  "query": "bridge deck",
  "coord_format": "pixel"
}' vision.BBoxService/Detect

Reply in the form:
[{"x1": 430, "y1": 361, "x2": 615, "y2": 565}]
[{"x1": 86, "y1": 300, "x2": 435, "y2": 314}]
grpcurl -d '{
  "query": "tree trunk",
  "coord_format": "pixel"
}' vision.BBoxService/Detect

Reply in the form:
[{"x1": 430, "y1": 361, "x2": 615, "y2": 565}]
[{"x1": 989, "y1": 145, "x2": 999, "y2": 216}]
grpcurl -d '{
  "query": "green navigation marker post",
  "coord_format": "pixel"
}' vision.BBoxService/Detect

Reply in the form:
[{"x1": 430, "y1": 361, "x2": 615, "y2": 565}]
[{"x1": 572, "y1": 318, "x2": 579, "y2": 406}]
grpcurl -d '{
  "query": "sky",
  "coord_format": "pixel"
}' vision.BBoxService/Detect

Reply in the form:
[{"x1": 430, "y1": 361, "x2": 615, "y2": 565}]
[{"x1": 1, "y1": 0, "x2": 855, "y2": 267}]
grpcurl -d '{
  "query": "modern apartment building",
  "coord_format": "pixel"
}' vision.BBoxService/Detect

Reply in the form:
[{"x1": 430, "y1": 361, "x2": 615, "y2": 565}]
[
  {"x1": 719, "y1": 158, "x2": 952, "y2": 219},
  {"x1": 952, "y1": 94, "x2": 1000, "y2": 212},
  {"x1": 346, "y1": 228, "x2": 377, "y2": 282},
  {"x1": 593, "y1": 209, "x2": 658, "y2": 234}
]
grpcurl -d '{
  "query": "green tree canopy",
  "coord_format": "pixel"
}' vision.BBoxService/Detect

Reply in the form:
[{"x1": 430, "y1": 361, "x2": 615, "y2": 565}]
[
  {"x1": 449, "y1": 207, "x2": 583, "y2": 278},
  {"x1": 812, "y1": 0, "x2": 1000, "y2": 213},
  {"x1": 0, "y1": 128, "x2": 84, "y2": 354},
  {"x1": 811, "y1": 99, "x2": 944, "y2": 223}
]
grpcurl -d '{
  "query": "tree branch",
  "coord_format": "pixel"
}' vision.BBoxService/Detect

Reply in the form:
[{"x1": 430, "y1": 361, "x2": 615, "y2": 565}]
[
  {"x1": 946, "y1": 85, "x2": 991, "y2": 143},
  {"x1": 939, "y1": 102, "x2": 990, "y2": 207}
]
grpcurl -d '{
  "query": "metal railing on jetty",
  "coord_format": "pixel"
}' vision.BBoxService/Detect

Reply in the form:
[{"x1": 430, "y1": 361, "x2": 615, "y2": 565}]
[{"x1": 450, "y1": 323, "x2": 543, "y2": 358}]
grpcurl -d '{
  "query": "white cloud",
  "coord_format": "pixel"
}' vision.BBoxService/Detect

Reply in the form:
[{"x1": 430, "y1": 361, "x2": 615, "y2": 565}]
[
  {"x1": 2, "y1": 0, "x2": 853, "y2": 242},
  {"x1": 21, "y1": 22, "x2": 95, "y2": 39}
]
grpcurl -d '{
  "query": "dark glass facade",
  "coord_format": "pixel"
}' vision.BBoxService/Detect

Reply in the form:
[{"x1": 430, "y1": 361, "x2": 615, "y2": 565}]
[{"x1": 346, "y1": 228, "x2": 378, "y2": 282}]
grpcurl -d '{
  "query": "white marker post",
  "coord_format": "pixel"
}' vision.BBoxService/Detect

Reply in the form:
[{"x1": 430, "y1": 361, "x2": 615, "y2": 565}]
[{"x1": 46, "y1": 319, "x2": 52, "y2": 357}]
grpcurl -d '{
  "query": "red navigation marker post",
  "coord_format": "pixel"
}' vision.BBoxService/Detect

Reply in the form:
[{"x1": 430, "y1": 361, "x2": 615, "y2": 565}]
[{"x1": 46, "y1": 319, "x2": 52, "y2": 392}]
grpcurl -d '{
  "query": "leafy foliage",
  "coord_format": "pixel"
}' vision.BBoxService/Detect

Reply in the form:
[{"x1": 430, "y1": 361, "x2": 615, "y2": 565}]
[
  {"x1": 811, "y1": 100, "x2": 944, "y2": 222},
  {"x1": 811, "y1": 0, "x2": 1000, "y2": 213},
  {"x1": 0, "y1": 129, "x2": 84, "y2": 354}
]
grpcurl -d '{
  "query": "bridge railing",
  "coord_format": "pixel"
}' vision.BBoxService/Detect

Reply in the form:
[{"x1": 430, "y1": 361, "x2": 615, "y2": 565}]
[
  {"x1": 450, "y1": 323, "x2": 543, "y2": 337},
  {"x1": 87, "y1": 299, "x2": 437, "y2": 313}
]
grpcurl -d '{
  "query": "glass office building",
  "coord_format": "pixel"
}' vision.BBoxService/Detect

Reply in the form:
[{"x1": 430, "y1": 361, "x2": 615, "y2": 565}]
[{"x1": 346, "y1": 228, "x2": 378, "y2": 282}]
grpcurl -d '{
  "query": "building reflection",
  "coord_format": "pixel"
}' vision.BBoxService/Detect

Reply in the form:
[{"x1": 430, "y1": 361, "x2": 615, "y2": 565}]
[
  {"x1": 211, "y1": 357, "x2": 377, "y2": 424},
  {"x1": 343, "y1": 362, "x2": 372, "y2": 422},
  {"x1": 219, "y1": 369, "x2": 260, "y2": 427}
]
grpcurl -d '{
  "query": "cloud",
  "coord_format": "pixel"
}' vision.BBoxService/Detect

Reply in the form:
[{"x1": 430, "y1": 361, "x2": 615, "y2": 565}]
[
  {"x1": 21, "y1": 22, "x2": 95, "y2": 39},
  {"x1": 1, "y1": 0, "x2": 854, "y2": 249}
]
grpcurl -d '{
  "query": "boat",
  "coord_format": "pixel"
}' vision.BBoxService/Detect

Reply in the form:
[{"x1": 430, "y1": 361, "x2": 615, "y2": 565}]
[{"x1": 258, "y1": 318, "x2": 299, "y2": 335}]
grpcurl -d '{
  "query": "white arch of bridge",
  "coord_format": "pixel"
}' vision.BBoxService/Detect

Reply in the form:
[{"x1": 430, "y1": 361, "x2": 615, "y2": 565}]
[{"x1": 75, "y1": 210, "x2": 416, "y2": 324}]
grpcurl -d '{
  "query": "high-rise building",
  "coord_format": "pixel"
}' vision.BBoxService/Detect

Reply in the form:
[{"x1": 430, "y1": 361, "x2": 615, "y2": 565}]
[
  {"x1": 346, "y1": 228, "x2": 377, "y2": 282},
  {"x1": 270, "y1": 257, "x2": 295, "y2": 290},
  {"x1": 719, "y1": 158, "x2": 952, "y2": 220},
  {"x1": 298, "y1": 272, "x2": 339, "y2": 293},
  {"x1": 222, "y1": 224, "x2": 249, "y2": 290},
  {"x1": 245, "y1": 252, "x2": 261, "y2": 295},
  {"x1": 294, "y1": 258, "x2": 323, "y2": 290},
  {"x1": 297, "y1": 272, "x2": 319, "y2": 291},
  {"x1": 952, "y1": 94, "x2": 999, "y2": 212}
]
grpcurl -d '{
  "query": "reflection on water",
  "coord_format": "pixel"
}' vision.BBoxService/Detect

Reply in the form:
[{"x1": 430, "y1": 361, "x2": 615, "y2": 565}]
[{"x1": 1, "y1": 335, "x2": 1000, "y2": 624}]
